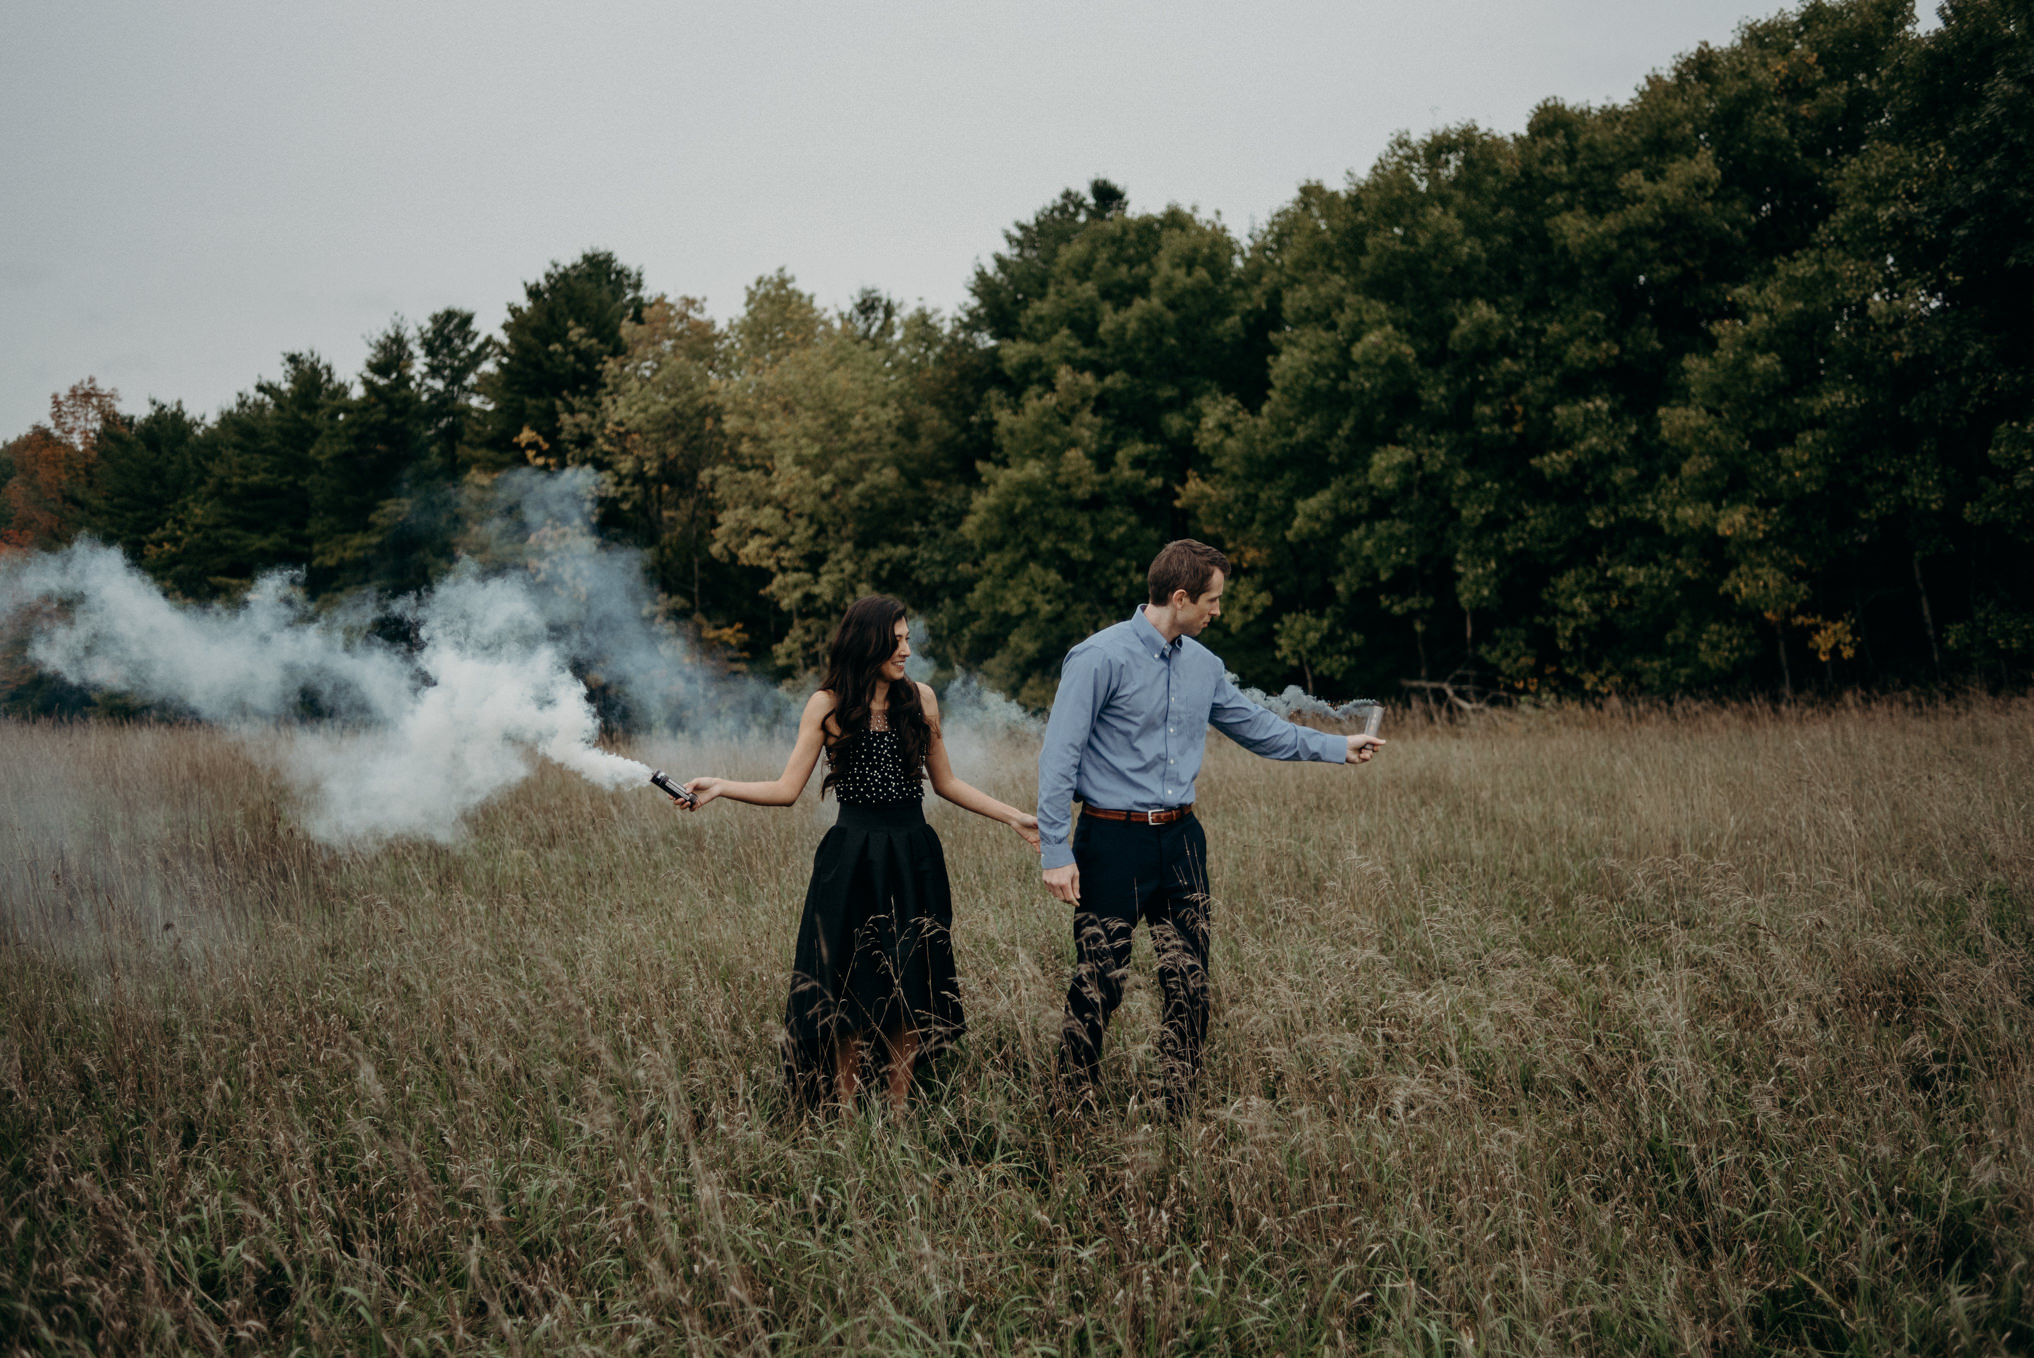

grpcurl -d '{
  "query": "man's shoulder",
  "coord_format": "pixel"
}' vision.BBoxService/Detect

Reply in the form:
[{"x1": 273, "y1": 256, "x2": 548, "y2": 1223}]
[
  {"x1": 1178, "y1": 633, "x2": 1229, "y2": 675},
  {"x1": 1065, "y1": 618, "x2": 1138, "y2": 667}
]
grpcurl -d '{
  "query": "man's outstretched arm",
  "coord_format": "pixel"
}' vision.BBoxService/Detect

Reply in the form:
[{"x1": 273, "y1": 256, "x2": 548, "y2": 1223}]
[{"x1": 1209, "y1": 675, "x2": 1383, "y2": 765}]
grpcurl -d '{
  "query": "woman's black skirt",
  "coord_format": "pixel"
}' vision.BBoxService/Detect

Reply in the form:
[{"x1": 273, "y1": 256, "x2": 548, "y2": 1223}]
[{"x1": 784, "y1": 799, "x2": 963, "y2": 1106}]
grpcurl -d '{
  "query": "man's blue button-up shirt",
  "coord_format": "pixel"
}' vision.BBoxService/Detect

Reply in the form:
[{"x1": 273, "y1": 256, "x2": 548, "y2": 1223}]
[{"x1": 1036, "y1": 606, "x2": 1347, "y2": 869}]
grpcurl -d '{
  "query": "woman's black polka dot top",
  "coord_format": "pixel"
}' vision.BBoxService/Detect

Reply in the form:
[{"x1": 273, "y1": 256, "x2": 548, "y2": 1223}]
[{"x1": 832, "y1": 712, "x2": 922, "y2": 805}]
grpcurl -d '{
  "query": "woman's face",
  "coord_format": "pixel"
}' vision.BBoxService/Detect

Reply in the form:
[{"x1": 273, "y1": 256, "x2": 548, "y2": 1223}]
[{"x1": 880, "y1": 618, "x2": 911, "y2": 683}]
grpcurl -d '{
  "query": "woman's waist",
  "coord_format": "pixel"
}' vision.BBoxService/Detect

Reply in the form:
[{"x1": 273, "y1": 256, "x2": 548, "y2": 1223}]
[{"x1": 833, "y1": 798, "x2": 926, "y2": 829}]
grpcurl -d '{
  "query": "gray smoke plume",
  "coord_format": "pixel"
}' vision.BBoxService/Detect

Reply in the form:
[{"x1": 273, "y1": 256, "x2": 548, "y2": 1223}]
[
  {"x1": 1, "y1": 469, "x2": 790, "y2": 844},
  {"x1": 1225, "y1": 675, "x2": 1381, "y2": 723}
]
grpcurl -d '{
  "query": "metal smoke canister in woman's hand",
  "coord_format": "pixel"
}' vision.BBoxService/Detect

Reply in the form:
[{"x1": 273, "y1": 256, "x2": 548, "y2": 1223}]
[{"x1": 650, "y1": 770, "x2": 697, "y2": 808}]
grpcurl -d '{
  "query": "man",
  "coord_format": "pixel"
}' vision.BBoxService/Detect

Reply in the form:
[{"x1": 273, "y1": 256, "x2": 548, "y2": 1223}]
[{"x1": 1037, "y1": 539, "x2": 1383, "y2": 1114}]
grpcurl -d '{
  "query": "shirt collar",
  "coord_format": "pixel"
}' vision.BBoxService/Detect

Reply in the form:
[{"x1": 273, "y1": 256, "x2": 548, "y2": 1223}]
[{"x1": 1131, "y1": 605, "x2": 1181, "y2": 657}]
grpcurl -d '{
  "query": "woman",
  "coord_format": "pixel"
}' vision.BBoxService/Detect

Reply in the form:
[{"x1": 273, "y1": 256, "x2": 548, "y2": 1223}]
[{"x1": 679, "y1": 596, "x2": 1039, "y2": 1110}]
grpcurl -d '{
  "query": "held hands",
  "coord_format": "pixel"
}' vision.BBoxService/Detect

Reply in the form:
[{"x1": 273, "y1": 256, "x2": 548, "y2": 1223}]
[
  {"x1": 1346, "y1": 734, "x2": 1386, "y2": 764},
  {"x1": 678, "y1": 777, "x2": 724, "y2": 810},
  {"x1": 1010, "y1": 812, "x2": 1042, "y2": 852}
]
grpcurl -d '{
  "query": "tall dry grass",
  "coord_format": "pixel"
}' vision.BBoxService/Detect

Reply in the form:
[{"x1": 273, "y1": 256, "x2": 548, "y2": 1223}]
[{"x1": 2, "y1": 701, "x2": 2030, "y2": 1355}]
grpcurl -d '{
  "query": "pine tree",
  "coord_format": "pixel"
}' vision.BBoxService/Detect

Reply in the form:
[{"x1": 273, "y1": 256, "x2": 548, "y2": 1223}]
[
  {"x1": 162, "y1": 354, "x2": 344, "y2": 598},
  {"x1": 84, "y1": 400, "x2": 209, "y2": 567},
  {"x1": 309, "y1": 323, "x2": 428, "y2": 595},
  {"x1": 476, "y1": 251, "x2": 644, "y2": 473}
]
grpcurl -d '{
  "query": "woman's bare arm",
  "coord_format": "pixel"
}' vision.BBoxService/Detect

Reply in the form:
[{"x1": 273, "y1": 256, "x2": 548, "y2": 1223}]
[
  {"x1": 681, "y1": 691, "x2": 832, "y2": 809},
  {"x1": 921, "y1": 684, "x2": 1041, "y2": 851}
]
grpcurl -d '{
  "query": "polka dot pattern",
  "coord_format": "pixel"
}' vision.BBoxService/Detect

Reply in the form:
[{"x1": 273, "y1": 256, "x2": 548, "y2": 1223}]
[{"x1": 832, "y1": 713, "x2": 922, "y2": 805}]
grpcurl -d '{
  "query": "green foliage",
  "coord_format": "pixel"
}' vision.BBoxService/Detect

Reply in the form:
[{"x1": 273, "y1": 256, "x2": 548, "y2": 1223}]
[
  {"x1": 951, "y1": 182, "x2": 1268, "y2": 698},
  {"x1": 966, "y1": 177, "x2": 1127, "y2": 344},
  {"x1": 961, "y1": 367, "x2": 1165, "y2": 706},
  {"x1": 84, "y1": 400, "x2": 208, "y2": 564},
  {"x1": 1189, "y1": 0, "x2": 2031, "y2": 700},
  {"x1": 308, "y1": 322, "x2": 431, "y2": 595},
  {"x1": 65, "y1": 314, "x2": 478, "y2": 611},
  {"x1": 1272, "y1": 609, "x2": 1359, "y2": 694},
  {"x1": 559, "y1": 292, "x2": 777, "y2": 658},
  {"x1": 11, "y1": 0, "x2": 2032, "y2": 704},
  {"x1": 710, "y1": 276, "x2": 975, "y2": 673},
  {"x1": 417, "y1": 307, "x2": 493, "y2": 482},
  {"x1": 154, "y1": 353, "x2": 346, "y2": 599},
  {"x1": 477, "y1": 249, "x2": 645, "y2": 473}
]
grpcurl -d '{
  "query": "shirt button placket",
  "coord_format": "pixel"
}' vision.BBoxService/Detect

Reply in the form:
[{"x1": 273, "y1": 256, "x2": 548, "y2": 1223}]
[{"x1": 1164, "y1": 659, "x2": 1173, "y2": 801}]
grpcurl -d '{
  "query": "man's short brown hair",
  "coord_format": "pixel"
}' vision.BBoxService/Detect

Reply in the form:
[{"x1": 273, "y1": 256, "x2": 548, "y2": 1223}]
[{"x1": 1148, "y1": 539, "x2": 1229, "y2": 606}]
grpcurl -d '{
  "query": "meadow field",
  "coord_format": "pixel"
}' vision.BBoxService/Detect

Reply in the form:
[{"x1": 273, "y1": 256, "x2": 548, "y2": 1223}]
[{"x1": 2, "y1": 700, "x2": 2030, "y2": 1355}]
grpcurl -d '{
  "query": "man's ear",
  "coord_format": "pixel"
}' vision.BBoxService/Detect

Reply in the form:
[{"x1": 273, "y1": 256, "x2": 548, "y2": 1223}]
[{"x1": 1170, "y1": 589, "x2": 1193, "y2": 610}]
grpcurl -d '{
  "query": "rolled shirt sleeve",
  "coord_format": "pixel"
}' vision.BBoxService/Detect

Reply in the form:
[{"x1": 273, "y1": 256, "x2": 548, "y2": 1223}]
[
  {"x1": 1209, "y1": 674, "x2": 1348, "y2": 763},
  {"x1": 1036, "y1": 645, "x2": 1110, "y2": 870}
]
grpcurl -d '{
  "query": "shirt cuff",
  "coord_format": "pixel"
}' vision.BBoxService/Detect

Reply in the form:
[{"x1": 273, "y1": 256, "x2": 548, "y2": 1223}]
[
  {"x1": 1042, "y1": 841, "x2": 1076, "y2": 870},
  {"x1": 1313, "y1": 727, "x2": 1349, "y2": 762}
]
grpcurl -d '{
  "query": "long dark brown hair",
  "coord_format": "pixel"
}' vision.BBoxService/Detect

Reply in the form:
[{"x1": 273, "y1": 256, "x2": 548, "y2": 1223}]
[{"x1": 818, "y1": 595, "x2": 933, "y2": 799}]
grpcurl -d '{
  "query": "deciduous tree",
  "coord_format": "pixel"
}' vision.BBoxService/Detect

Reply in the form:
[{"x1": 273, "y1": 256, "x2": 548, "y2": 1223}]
[
  {"x1": 1, "y1": 379, "x2": 121, "y2": 552},
  {"x1": 710, "y1": 276, "x2": 973, "y2": 673}
]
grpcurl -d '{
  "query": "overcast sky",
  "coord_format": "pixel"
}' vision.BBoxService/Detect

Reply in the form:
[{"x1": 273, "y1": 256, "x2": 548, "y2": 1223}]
[{"x1": 2, "y1": 0, "x2": 1933, "y2": 436}]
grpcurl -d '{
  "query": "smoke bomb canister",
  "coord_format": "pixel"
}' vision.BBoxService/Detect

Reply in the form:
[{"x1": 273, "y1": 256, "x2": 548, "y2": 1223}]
[{"x1": 650, "y1": 770, "x2": 696, "y2": 806}]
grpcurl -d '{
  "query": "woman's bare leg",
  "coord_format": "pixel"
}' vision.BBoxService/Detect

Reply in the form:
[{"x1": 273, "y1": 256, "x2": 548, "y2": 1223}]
[
  {"x1": 882, "y1": 1025, "x2": 920, "y2": 1108},
  {"x1": 833, "y1": 1034, "x2": 862, "y2": 1107}
]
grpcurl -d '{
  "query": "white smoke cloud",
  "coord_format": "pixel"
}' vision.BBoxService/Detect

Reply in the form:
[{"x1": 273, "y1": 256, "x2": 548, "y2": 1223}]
[
  {"x1": 3, "y1": 467, "x2": 1075, "y2": 846},
  {"x1": 467, "y1": 468, "x2": 792, "y2": 734},
  {"x1": 1, "y1": 469, "x2": 790, "y2": 844}
]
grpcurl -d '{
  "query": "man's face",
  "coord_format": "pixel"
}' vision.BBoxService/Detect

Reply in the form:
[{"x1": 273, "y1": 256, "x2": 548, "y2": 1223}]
[{"x1": 1175, "y1": 570, "x2": 1225, "y2": 635}]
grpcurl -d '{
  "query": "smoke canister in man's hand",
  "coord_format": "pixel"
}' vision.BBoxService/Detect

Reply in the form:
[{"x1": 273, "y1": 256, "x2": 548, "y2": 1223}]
[{"x1": 1348, "y1": 701, "x2": 1384, "y2": 739}]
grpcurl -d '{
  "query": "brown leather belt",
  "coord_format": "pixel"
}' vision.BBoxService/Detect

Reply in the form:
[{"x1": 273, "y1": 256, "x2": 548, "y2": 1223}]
[{"x1": 1081, "y1": 804, "x2": 1194, "y2": 825}]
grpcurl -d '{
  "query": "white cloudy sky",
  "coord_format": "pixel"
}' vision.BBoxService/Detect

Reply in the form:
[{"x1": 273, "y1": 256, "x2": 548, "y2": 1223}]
[{"x1": 2, "y1": 0, "x2": 1934, "y2": 435}]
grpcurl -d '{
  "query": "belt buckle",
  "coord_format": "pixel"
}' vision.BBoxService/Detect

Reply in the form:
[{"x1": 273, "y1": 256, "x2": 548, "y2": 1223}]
[{"x1": 1145, "y1": 809, "x2": 1162, "y2": 825}]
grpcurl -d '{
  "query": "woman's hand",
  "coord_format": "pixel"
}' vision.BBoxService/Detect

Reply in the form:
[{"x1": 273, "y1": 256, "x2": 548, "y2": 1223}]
[
  {"x1": 1009, "y1": 811, "x2": 1041, "y2": 852},
  {"x1": 681, "y1": 776, "x2": 724, "y2": 810}
]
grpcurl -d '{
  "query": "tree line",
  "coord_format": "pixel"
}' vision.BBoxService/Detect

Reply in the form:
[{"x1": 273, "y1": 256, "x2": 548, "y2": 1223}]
[{"x1": 5, "y1": 0, "x2": 2029, "y2": 713}]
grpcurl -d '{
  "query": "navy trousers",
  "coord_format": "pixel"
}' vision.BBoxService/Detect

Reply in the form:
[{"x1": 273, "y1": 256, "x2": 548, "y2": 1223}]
[{"x1": 1057, "y1": 812, "x2": 1212, "y2": 1109}]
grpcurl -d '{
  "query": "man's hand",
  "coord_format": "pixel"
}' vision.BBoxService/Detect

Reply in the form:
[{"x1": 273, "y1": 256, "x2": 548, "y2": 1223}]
[
  {"x1": 1346, "y1": 734, "x2": 1385, "y2": 764},
  {"x1": 1043, "y1": 862, "x2": 1081, "y2": 905}
]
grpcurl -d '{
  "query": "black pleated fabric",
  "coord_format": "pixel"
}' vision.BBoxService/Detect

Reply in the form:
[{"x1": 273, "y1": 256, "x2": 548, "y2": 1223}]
[{"x1": 783, "y1": 799, "x2": 964, "y2": 1108}]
